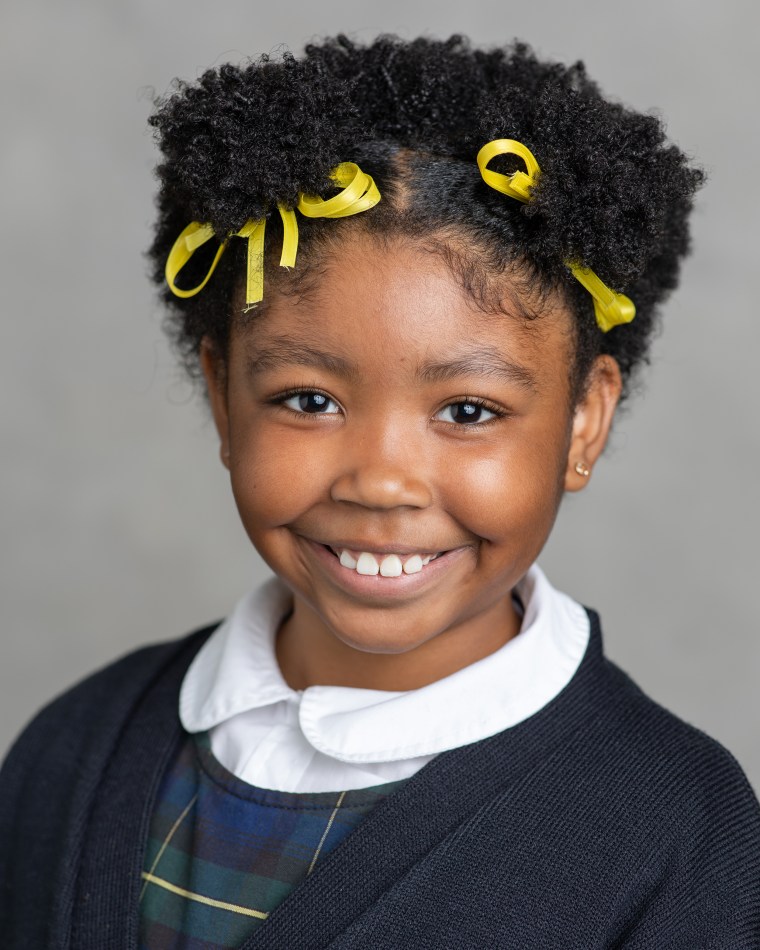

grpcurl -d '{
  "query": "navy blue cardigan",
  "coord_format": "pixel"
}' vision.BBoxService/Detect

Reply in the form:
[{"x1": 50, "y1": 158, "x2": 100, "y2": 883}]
[{"x1": 1, "y1": 612, "x2": 759, "y2": 949}]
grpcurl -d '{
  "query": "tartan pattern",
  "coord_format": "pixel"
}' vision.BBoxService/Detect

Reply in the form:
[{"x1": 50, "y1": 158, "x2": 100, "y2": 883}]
[{"x1": 138, "y1": 732, "x2": 405, "y2": 949}]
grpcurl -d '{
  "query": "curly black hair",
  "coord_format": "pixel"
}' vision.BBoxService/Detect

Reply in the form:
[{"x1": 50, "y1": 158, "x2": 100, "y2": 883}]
[{"x1": 148, "y1": 34, "x2": 703, "y2": 403}]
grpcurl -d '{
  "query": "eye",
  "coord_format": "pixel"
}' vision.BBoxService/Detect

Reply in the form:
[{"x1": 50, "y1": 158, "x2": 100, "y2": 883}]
[
  {"x1": 278, "y1": 390, "x2": 341, "y2": 415},
  {"x1": 436, "y1": 399, "x2": 500, "y2": 425}
]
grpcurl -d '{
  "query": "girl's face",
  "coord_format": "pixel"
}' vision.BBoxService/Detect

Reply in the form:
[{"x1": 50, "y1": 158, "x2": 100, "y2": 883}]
[{"x1": 203, "y1": 233, "x2": 621, "y2": 691}]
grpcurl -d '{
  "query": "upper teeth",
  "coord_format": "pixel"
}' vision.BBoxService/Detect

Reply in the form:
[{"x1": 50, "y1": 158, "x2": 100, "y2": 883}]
[{"x1": 338, "y1": 550, "x2": 435, "y2": 575}]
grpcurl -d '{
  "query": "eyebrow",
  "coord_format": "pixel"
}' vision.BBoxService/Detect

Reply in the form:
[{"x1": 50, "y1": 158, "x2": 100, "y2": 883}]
[
  {"x1": 417, "y1": 347, "x2": 538, "y2": 394},
  {"x1": 246, "y1": 337, "x2": 537, "y2": 393},
  {"x1": 245, "y1": 338, "x2": 360, "y2": 382}
]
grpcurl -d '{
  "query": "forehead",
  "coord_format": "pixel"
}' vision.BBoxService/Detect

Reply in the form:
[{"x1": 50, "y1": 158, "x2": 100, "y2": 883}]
[{"x1": 233, "y1": 234, "x2": 574, "y2": 389}]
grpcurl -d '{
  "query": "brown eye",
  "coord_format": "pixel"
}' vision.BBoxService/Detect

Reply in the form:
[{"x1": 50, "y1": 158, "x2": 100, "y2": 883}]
[
  {"x1": 282, "y1": 391, "x2": 340, "y2": 414},
  {"x1": 437, "y1": 401, "x2": 498, "y2": 425}
]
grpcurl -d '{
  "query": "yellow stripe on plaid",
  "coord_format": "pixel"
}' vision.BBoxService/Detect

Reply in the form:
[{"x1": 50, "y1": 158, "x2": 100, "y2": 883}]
[
  {"x1": 307, "y1": 790, "x2": 346, "y2": 876},
  {"x1": 141, "y1": 871, "x2": 269, "y2": 920},
  {"x1": 139, "y1": 792, "x2": 199, "y2": 903}
]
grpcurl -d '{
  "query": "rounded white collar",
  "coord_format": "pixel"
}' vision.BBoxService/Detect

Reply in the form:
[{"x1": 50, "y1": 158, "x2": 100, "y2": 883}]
[{"x1": 180, "y1": 565, "x2": 590, "y2": 764}]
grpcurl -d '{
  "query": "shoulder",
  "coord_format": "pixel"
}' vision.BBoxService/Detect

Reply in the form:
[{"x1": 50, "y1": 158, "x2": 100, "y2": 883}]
[
  {"x1": 477, "y1": 632, "x2": 760, "y2": 939},
  {"x1": 0, "y1": 624, "x2": 219, "y2": 939},
  {"x1": 558, "y1": 611, "x2": 759, "y2": 818},
  {"x1": 521, "y1": 609, "x2": 759, "y2": 886},
  {"x1": 0, "y1": 623, "x2": 217, "y2": 784},
  {"x1": 587, "y1": 658, "x2": 760, "y2": 940},
  {"x1": 601, "y1": 656, "x2": 757, "y2": 807},
  {"x1": 584, "y1": 650, "x2": 759, "y2": 884}
]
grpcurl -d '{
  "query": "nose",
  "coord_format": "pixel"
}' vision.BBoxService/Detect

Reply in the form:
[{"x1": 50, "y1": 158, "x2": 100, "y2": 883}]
[{"x1": 329, "y1": 430, "x2": 433, "y2": 511}]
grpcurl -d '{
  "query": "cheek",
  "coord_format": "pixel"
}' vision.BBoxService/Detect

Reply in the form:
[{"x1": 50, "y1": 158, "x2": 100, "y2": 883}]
[
  {"x1": 229, "y1": 423, "x2": 333, "y2": 528},
  {"x1": 443, "y1": 425, "x2": 568, "y2": 542}
]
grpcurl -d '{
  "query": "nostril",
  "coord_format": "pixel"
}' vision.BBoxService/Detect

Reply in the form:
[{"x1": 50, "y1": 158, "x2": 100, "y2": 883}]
[{"x1": 329, "y1": 468, "x2": 433, "y2": 511}]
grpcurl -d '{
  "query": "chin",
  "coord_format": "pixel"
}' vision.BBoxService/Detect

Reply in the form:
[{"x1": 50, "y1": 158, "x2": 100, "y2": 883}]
[
  {"x1": 316, "y1": 608, "x2": 435, "y2": 655},
  {"x1": 331, "y1": 626, "x2": 430, "y2": 656}
]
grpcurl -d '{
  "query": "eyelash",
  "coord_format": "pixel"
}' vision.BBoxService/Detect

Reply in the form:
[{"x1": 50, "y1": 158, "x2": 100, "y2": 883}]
[
  {"x1": 435, "y1": 396, "x2": 505, "y2": 427},
  {"x1": 270, "y1": 388, "x2": 341, "y2": 418},
  {"x1": 268, "y1": 388, "x2": 508, "y2": 427}
]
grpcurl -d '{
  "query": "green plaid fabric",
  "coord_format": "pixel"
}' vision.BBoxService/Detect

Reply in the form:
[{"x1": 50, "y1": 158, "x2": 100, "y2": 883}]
[{"x1": 138, "y1": 732, "x2": 405, "y2": 949}]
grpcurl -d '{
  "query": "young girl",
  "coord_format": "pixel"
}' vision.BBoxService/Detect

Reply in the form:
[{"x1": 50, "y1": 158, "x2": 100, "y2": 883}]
[{"x1": 2, "y1": 34, "x2": 758, "y2": 949}]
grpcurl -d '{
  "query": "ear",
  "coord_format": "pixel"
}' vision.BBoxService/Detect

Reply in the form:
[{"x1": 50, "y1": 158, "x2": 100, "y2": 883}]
[
  {"x1": 199, "y1": 337, "x2": 231, "y2": 471},
  {"x1": 564, "y1": 355, "x2": 622, "y2": 492}
]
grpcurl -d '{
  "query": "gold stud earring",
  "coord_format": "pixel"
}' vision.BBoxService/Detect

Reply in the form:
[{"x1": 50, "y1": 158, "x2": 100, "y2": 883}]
[{"x1": 574, "y1": 461, "x2": 590, "y2": 478}]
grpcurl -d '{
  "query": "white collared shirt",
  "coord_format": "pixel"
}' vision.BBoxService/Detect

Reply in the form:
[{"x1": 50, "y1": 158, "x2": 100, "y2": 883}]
[{"x1": 180, "y1": 565, "x2": 590, "y2": 792}]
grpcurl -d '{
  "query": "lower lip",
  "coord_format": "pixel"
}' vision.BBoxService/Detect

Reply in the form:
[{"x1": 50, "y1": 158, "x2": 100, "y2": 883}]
[{"x1": 302, "y1": 538, "x2": 468, "y2": 600}]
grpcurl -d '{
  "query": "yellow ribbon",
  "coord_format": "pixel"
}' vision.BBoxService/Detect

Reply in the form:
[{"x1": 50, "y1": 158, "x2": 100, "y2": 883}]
[
  {"x1": 477, "y1": 139, "x2": 540, "y2": 203},
  {"x1": 165, "y1": 163, "x2": 380, "y2": 307},
  {"x1": 567, "y1": 263, "x2": 636, "y2": 333},
  {"x1": 477, "y1": 139, "x2": 635, "y2": 332},
  {"x1": 297, "y1": 162, "x2": 381, "y2": 218},
  {"x1": 165, "y1": 221, "x2": 225, "y2": 299}
]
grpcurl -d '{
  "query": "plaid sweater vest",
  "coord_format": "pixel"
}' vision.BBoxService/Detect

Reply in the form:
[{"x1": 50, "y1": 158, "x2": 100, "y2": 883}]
[{"x1": 138, "y1": 732, "x2": 406, "y2": 949}]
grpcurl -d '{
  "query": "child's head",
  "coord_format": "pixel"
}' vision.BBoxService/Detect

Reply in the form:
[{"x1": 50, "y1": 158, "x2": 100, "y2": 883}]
[{"x1": 147, "y1": 36, "x2": 702, "y2": 680}]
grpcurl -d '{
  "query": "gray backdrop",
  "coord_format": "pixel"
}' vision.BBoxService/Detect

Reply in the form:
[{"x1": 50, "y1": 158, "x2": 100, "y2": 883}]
[{"x1": 2, "y1": 0, "x2": 758, "y2": 792}]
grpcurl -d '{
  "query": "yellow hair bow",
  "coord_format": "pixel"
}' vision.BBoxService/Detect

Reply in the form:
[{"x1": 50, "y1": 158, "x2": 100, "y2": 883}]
[
  {"x1": 165, "y1": 162, "x2": 381, "y2": 308},
  {"x1": 477, "y1": 139, "x2": 635, "y2": 332}
]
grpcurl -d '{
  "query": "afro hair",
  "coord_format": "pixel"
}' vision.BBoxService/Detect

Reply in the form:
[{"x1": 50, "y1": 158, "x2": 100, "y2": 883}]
[{"x1": 148, "y1": 34, "x2": 703, "y2": 401}]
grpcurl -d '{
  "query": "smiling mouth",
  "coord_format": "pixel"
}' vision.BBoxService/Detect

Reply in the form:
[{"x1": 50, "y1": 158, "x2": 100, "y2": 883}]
[{"x1": 324, "y1": 545, "x2": 444, "y2": 577}]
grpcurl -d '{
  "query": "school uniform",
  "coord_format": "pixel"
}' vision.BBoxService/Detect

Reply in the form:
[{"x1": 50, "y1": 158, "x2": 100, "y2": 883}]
[{"x1": 1, "y1": 567, "x2": 758, "y2": 948}]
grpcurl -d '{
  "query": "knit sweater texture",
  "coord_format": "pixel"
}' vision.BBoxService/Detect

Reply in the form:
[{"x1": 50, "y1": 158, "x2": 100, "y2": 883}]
[{"x1": 1, "y1": 611, "x2": 759, "y2": 949}]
